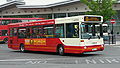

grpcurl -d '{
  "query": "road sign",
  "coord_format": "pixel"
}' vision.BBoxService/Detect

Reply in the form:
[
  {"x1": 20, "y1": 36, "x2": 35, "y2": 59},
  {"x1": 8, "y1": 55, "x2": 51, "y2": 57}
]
[{"x1": 110, "y1": 19, "x2": 116, "y2": 24}]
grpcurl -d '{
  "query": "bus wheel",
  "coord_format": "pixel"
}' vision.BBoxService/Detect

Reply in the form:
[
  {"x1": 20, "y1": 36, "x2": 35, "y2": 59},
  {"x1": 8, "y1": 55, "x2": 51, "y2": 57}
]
[
  {"x1": 4, "y1": 38, "x2": 8, "y2": 44},
  {"x1": 58, "y1": 46, "x2": 64, "y2": 56},
  {"x1": 20, "y1": 44, "x2": 25, "y2": 52}
]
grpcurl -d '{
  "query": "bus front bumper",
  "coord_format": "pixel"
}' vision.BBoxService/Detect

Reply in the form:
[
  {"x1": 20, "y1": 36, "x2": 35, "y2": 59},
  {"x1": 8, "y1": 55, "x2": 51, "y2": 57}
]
[{"x1": 64, "y1": 45, "x2": 104, "y2": 54}]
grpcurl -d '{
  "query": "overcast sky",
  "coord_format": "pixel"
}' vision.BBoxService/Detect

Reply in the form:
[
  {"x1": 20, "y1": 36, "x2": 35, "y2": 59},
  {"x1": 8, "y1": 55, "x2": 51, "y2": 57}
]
[{"x1": 0, "y1": 0, "x2": 69, "y2": 5}]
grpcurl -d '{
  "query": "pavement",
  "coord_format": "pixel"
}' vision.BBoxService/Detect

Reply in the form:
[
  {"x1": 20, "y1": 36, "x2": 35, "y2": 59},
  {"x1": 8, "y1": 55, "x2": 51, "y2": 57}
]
[{"x1": 105, "y1": 41, "x2": 120, "y2": 46}]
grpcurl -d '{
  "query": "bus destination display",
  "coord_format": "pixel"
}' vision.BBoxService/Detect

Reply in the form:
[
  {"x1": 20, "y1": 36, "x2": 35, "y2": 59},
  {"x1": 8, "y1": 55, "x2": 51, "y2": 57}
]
[{"x1": 84, "y1": 16, "x2": 101, "y2": 21}]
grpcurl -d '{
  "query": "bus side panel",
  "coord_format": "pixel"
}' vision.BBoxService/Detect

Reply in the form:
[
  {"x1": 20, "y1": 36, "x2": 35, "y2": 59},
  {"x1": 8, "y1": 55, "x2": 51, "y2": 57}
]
[
  {"x1": 24, "y1": 38, "x2": 85, "y2": 53},
  {"x1": 64, "y1": 46, "x2": 84, "y2": 54},
  {"x1": 24, "y1": 38, "x2": 63, "y2": 52}
]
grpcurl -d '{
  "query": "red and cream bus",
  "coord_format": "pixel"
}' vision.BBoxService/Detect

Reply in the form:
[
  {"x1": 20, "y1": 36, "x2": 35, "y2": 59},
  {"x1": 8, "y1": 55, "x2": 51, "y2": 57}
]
[
  {"x1": 8, "y1": 15, "x2": 104, "y2": 55},
  {"x1": 0, "y1": 18, "x2": 44, "y2": 43}
]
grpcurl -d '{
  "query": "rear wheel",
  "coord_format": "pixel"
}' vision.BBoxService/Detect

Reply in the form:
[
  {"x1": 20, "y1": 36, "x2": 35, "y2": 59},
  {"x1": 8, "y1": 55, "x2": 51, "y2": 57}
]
[
  {"x1": 20, "y1": 44, "x2": 25, "y2": 52},
  {"x1": 58, "y1": 46, "x2": 64, "y2": 56}
]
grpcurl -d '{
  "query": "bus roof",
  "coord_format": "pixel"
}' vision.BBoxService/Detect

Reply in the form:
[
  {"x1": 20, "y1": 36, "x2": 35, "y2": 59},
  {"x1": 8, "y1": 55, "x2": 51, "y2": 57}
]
[
  {"x1": 55, "y1": 15, "x2": 103, "y2": 24},
  {"x1": 8, "y1": 19, "x2": 55, "y2": 28},
  {"x1": 0, "y1": 18, "x2": 44, "y2": 20}
]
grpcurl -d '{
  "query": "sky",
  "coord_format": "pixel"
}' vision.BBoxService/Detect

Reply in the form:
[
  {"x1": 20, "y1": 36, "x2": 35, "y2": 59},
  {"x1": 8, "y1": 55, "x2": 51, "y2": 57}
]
[{"x1": 0, "y1": 0, "x2": 69, "y2": 5}]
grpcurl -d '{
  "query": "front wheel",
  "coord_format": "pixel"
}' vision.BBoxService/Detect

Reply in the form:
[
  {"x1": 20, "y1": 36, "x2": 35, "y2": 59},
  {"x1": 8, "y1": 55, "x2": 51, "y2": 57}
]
[
  {"x1": 58, "y1": 46, "x2": 64, "y2": 56},
  {"x1": 20, "y1": 44, "x2": 25, "y2": 52}
]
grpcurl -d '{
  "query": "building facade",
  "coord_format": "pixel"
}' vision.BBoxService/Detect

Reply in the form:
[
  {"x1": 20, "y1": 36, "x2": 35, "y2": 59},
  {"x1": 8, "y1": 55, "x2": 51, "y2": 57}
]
[{"x1": 0, "y1": 0, "x2": 120, "y2": 34}]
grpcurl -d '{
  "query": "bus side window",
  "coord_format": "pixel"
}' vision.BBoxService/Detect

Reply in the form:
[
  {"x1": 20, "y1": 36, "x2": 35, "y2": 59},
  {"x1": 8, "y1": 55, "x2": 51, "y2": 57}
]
[
  {"x1": 43, "y1": 25, "x2": 54, "y2": 38},
  {"x1": 55, "y1": 24, "x2": 64, "y2": 38},
  {"x1": 26, "y1": 27, "x2": 31, "y2": 38},
  {"x1": 18, "y1": 28, "x2": 27, "y2": 38},
  {"x1": 10, "y1": 28, "x2": 13, "y2": 37},
  {"x1": 31, "y1": 26, "x2": 43, "y2": 38},
  {"x1": 13, "y1": 28, "x2": 17, "y2": 36}
]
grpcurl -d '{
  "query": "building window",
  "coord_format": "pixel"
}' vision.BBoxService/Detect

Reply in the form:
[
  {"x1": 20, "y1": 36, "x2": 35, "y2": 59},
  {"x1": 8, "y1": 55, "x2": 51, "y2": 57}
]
[
  {"x1": 12, "y1": 12, "x2": 14, "y2": 14},
  {"x1": 54, "y1": 13, "x2": 66, "y2": 18},
  {"x1": 34, "y1": 14, "x2": 52, "y2": 19},
  {"x1": 6, "y1": 11, "x2": 8, "y2": 14},
  {"x1": 3, "y1": 15, "x2": 33, "y2": 18},
  {"x1": 68, "y1": 12, "x2": 85, "y2": 17},
  {"x1": 75, "y1": 8, "x2": 78, "y2": 10},
  {"x1": 44, "y1": 9, "x2": 46, "y2": 11},
  {"x1": 114, "y1": 5, "x2": 117, "y2": 7},
  {"x1": 85, "y1": 8, "x2": 87, "y2": 10},
  {"x1": 37, "y1": 10, "x2": 40, "y2": 12},
  {"x1": 31, "y1": 11, "x2": 33, "y2": 13},
  {"x1": 18, "y1": 12, "x2": 20, "y2": 13},
  {"x1": 58, "y1": 8, "x2": 60, "y2": 11},
  {"x1": 67, "y1": 9, "x2": 69, "y2": 11},
  {"x1": 24, "y1": 11, "x2": 27, "y2": 13},
  {"x1": 116, "y1": 10, "x2": 120, "y2": 20}
]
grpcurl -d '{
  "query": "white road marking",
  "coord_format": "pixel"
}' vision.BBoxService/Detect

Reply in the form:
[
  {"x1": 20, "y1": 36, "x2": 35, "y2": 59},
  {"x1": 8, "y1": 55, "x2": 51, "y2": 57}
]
[
  {"x1": 85, "y1": 59, "x2": 97, "y2": 64},
  {"x1": 0, "y1": 58, "x2": 120, "y2": 64},
  {"x1": 98, "y1": 59, "x2": 105, "y2": 63},
  {"x1": 25, "y1": 60, "x2": 47, "y2": 64},
  {"x1": 111, "y1": 59, "x2": 119, "y2": 63},
  {"x1": 25, "y1": 61, "x2": 36, "y2": 64},
  {"x1": 106, "y1": 59, "x2": 112, "y2": 63}
]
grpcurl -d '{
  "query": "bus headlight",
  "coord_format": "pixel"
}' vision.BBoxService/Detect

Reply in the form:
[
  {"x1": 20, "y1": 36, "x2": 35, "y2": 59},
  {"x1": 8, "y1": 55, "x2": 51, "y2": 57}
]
[
  {"x1": 101, "y1": 45, "x2": 104, "y2": 47},
  {"x1": 84, "y1": 46, "x2": 87, "y2": 49}
]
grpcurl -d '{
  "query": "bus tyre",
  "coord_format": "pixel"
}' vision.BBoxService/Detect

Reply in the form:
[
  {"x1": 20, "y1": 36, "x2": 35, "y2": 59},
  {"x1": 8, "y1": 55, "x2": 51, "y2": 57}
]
[
  {"x1": 58, "y1": 46, "x2": 64, "y2": 56},
  {"x1": 20, "y1": 44, "x2": 25, "y2": 52},
  {"x1": 4, "y1": 38, "x2": 8, "y2": 44}
]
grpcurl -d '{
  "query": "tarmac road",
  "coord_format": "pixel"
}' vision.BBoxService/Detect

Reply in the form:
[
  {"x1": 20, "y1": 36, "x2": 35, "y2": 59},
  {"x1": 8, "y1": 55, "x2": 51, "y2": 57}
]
[{"x1": 0, "y1": 44, "x2": 120, "y2": 68}]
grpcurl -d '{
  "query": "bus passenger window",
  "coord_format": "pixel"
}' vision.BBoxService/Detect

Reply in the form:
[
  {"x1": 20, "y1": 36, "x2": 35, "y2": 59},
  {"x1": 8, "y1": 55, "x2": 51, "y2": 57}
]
[
  {"x1": 10, "y1": 28, "x2": 13, "y2": 37},
  {"x1": 13, "y1": 28, "x2": 17, "y2": 36},
  {"x1": 18, "y1": 28, "x2": 26, "y2": 38},
  {"x1": 43, "y1": 25, "x2": 54, "y2": 38},
  {"x1": 9, "y1": 28, "x2": 17, "y2": 37},
  {"x1": 66, "y1": 23, "x2": 79, "y2": 38},
  {"x1": 31, "y1": 27, "x2": 43, "y2": 38},
  {"x1": 26, "y1": 28, "x2": 31, "y2": 38},
  {"x1": 55, "y1": 24, "x2": 64, "y2": 38}
]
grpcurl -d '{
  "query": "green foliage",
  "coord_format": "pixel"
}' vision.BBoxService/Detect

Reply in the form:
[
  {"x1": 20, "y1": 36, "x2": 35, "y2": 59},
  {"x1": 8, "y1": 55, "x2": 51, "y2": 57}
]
[{"x1": 80, "y1": 0, "x2": 117, "y2": 22}]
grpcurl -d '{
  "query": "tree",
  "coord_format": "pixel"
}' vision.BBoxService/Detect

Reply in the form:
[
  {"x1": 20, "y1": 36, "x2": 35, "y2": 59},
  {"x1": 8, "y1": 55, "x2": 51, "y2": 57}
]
[
  {"x1": 80, "y1": 0, "x2": 117, "y2": 37},
  {"x1": 80, "y1": 0, "x2": 117, "y2": 22}
]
